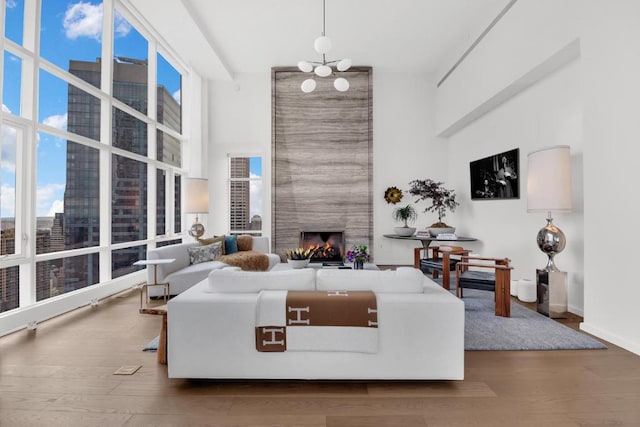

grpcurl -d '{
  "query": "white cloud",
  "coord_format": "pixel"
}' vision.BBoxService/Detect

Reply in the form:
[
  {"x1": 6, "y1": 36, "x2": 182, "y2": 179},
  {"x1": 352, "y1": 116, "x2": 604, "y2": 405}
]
[
  {"x1": 43, "y1": 113, "x2": 68, "y2": 131},
  {"x1": 47, "y1": 199, "x2": 65, "y2": 217},
  {"x1": 114, "y1": 10, "x2": 132, "y2": 38},
  {"x1": 1, "y1": 120, "x2": 17, "y2": 172},
  {"x1": 172, "y1": 89, "x2": 181, "y2": 105},
  {"x1": 2, "y1": 104, "x2": 11, "y2": 114},
  {"x1": 37, "y1": 184, "x2": 66, "y2": 217},
  {"x1": 250, "y1": 173, "x2": 262, "y2": 218},
  {"x1": 7, "y1": 0, "x2": 17, "y2": 8},
  {"x1": 1, "y1": 184, "x2": 15, "y2": 217},
  {"x1": 63, "y1": 3, "x2": 131, "y2": 41},
  {"x1": 63, "y1": 2, "x2": 103, "y2": 41}
]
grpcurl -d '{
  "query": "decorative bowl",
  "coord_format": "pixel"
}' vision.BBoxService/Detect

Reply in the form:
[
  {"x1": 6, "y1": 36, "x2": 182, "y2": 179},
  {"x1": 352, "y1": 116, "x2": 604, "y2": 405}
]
[
  {"x1": 287, "y1": 259, "x2": 310, "y2": 269},
  {"x1": 428, "y1": 227, "x2": 455, "y2": 237},
  {"x1": 393, "y1": 227, "x2": 416, "y2": 237}
]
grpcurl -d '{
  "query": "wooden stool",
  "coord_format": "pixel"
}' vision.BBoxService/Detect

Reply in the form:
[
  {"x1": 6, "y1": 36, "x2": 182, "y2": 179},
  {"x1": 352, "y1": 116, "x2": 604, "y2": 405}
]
[{"x1": 140, "y1": 304, "x2": 167, "y2": 364}]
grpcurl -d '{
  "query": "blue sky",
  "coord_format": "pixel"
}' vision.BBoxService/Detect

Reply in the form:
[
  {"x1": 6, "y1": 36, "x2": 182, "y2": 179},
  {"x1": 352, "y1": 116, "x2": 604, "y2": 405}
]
[
  {"x1": 2, "y1": 0, "x2": 183, "y2": 217},
  {"x1": 3, "y1": 1, "x2": 263, "y2": 221}
]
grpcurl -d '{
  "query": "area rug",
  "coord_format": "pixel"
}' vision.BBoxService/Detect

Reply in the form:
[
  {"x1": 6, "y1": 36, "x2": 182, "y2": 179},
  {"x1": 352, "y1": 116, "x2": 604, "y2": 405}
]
[
  {"x1": 141, "y1": 289, "x2": 607, "y2": 352},
  {"x1": 462, "y1": 289, "x2": 606, "y2": 350}
]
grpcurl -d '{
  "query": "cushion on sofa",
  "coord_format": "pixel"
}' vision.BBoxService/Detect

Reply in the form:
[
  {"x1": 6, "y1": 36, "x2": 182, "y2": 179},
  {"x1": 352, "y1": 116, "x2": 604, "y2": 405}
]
[
  {"x1": 198, "y1": 235, "x2": 225, "y2": 253},
  {"x1": 207, "y1": 267, "x2": 316, "y2": 293},
  {"x1": 316, "y1": 267, "x2": 425, "y2": 293},
  {"x1": 219, "y1": 250, "x2": 269, "y2": 271},
  {"x1": 187, "y1": 242, "x2": 222, "y2": 265},
  {"x1": 224, "y1": 235, "x2": 238, "y2": 254},
  {"x1": 236, "y1": 235, "x2": 253, "y2": 251}
]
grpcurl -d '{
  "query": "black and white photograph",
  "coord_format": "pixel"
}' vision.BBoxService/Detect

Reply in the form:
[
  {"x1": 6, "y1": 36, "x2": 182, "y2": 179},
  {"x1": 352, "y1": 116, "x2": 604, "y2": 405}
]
[{"x1": 470, "y1": 148, "x2": 520, "y2": 200}]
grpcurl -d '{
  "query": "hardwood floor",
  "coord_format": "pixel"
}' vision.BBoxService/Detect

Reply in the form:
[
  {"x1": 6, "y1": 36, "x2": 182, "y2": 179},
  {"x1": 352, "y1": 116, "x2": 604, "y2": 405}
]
[{"x1": 1, "y1": 286, "x2": 639, "y2": 426}]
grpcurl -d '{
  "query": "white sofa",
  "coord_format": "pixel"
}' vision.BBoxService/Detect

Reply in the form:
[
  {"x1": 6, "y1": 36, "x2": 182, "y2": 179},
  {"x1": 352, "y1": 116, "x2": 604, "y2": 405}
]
[
  {"x1": 167, "y1": 267, "x2": 465, "y2": 380},
  {"x1": 145, "y1": 236, "x2": 280, "y2": 297}
]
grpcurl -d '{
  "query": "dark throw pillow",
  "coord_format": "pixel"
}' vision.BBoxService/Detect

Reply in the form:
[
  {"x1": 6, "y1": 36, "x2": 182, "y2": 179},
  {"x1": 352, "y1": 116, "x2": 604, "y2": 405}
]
[{"x1": 224, "y1": 235, "x2": 238, "y2": 254}]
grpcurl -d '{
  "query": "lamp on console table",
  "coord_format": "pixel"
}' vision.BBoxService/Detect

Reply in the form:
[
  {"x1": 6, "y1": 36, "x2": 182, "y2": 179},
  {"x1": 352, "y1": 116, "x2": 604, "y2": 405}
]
[
  {"x1": 526, "y1": 145, "x2": 572, "y2": 318},
  {"x1": 185, "y1": 177, "x2": 209, "y2": 239}
]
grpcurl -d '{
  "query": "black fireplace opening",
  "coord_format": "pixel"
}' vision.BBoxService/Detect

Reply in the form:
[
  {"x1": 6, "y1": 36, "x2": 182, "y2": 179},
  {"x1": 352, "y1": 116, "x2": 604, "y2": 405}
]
[{"x1": 300, "y1": 231, "x2": 344, "y2": 263}]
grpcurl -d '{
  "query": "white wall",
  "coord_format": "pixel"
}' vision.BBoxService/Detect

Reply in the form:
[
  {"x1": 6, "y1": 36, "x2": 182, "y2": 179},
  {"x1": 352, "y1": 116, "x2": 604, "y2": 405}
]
[
  {"x1": 372, "y1": 72, "x2": 447, "y2": 264},
  {"x1": 208, "y1": 71, "x2": 447, "y2": 264},
  {"x1": 208, "y1": 73, "x2": 272, "y2": 239},
  {"x1": 434, "y1": 0, "x2": 640, "y2": 355},
  {"x1": 579, "y1": 0, "x2": 640, "y2": 355},
  {"x1": 446, "y1": 59, "x2": 583, "y2": 313}
]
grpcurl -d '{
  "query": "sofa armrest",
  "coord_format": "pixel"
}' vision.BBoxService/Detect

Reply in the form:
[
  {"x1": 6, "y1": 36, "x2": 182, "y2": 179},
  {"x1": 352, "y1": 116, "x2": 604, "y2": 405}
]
[{"x1": 147, "y1": 242, "x2": 195, "y2": 282}]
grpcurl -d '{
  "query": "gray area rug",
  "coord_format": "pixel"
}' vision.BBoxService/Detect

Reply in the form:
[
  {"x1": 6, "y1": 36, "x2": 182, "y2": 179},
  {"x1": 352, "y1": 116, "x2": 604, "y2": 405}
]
[
  {"x1": 142, "y1": 289, "x2": 607, "y2": 352},
  {"x1": 462, "y1": 288, "x2": 606, "y2": 350}
]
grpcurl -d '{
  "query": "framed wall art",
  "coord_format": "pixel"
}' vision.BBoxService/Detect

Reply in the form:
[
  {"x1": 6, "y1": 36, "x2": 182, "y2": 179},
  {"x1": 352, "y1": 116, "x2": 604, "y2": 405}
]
[{"x1": 470, "y1": 148, "x2": 520, "y2": 200}]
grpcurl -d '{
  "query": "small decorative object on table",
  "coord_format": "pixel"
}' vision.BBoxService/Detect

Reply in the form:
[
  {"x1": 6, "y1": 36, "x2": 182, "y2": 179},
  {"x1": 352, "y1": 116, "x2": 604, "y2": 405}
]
[
  {"x1": 346, "y1": 244, "x2": 370, "y2": 270},
  {"x1": 285, "y1": 247, "x2": 314, "y2": 269}
]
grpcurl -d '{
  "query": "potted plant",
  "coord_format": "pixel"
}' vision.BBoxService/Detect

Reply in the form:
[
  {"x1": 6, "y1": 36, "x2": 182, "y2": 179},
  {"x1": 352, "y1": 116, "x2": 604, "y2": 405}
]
[
  {"x1": 408, "y1": 179, "x2": 460, "y2": 236},
  {"x1": 392, "y1": 204, "x2": 418, "y2": 236},
  {"x1": 285, "y1": 247, "x2": 314, "y2": 269}
]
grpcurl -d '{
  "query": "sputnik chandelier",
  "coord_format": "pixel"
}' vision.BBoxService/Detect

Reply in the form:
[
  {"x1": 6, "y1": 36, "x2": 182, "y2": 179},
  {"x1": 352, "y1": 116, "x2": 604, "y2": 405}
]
[{"x1": 297, "y1": 0, "x2": 352, "y2": 93}]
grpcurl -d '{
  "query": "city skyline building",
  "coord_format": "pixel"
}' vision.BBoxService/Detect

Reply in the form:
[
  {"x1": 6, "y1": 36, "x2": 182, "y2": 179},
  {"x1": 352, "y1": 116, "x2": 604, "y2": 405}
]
[{"x1": 230, "y1": 157, "x2": 251, "y2": 232}]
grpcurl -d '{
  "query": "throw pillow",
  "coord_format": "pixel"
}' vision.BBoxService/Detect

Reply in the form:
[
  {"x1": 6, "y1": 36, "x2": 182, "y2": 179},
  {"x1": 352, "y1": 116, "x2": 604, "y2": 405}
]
[
  {"x1": 187, "y1": 242, "x2": 222, "y2": 265},
  {"x1": 236, "y1": 235, "x2": 253, "y2": 252},
  {"x1": 199, "y1": 235, "x2": 226, "y2": 253},
  {"x1": 224, "y1": 235, "x2": 238, "y2": 254}
]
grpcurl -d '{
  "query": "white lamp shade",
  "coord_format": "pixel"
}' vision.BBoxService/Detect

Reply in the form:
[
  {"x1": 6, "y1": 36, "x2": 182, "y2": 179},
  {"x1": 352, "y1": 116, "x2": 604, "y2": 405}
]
[
  {"x1": 184, "y1": 178, "x2": 209, "y2": 213},
  {"x1": 337, "y1": 58, "x2": 352, "y2": 71},
  {"x1": 314, "y1": 35, "x2": 332, "y2": 54},
  {"x1": 301, "y1": 78, "x2": 316, "y2": 93},
  {"x1": 314, "y1": 64, "x2": 332, "y2": 77},
  {"x1": 297, "y1": 61, "x2": 313, "y2": 73},
  {"x1": 333, "y1": 77, "x2": 349, "y2": 91},
  {"x1": 527, "y1": 145, "x2": 572, "y2": 213}
]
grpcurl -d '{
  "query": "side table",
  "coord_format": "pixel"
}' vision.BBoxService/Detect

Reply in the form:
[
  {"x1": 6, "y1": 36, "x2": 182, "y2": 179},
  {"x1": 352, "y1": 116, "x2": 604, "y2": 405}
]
[{"x1": 133, "y1": 258, "x2": 175, "y2": 311}]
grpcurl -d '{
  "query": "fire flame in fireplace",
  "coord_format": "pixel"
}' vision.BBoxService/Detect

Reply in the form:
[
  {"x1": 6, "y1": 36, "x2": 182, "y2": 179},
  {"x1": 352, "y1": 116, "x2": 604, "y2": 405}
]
[{"x1": 306, "y1": 242, "x2": 339, "y2": 261}]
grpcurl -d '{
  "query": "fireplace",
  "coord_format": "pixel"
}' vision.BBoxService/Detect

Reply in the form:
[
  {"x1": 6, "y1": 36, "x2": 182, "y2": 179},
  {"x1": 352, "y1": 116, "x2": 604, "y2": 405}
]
[{"x1": 300, "y1": 231, "x2": 344, "y2": 263}]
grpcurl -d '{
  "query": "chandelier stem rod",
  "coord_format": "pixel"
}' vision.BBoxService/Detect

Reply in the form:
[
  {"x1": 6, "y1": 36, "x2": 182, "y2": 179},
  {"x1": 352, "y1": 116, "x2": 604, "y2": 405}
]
[{"x1": 322, "y1": 0, "x2": 326, "y2": 36}]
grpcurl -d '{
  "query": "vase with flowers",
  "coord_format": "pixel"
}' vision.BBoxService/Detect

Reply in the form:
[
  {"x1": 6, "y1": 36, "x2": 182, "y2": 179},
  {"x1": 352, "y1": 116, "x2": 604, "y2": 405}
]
[{"x1": 346, "y1": 244, "x2": 371, "y2": 270}]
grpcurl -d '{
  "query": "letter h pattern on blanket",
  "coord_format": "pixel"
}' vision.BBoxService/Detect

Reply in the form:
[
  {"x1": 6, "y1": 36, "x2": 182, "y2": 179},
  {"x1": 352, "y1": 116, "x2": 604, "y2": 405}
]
[{"x1": 256, "y1": 290, "x2": 378, "y2": 353}]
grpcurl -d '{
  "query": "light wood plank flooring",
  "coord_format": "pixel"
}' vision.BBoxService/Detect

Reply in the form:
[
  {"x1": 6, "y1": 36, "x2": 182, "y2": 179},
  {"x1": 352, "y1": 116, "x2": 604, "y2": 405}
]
[{"x1": 1, "y1": 283, "x2": 639, "y2": 426}]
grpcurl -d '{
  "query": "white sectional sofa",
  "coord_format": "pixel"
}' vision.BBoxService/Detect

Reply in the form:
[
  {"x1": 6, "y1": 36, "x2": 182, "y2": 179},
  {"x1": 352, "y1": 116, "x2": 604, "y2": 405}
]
[
  {"x1": 167, "y1": 267, "x2": 465, "y2": 380},
  {"x1": 145, "y1": 236, "x2": 280, "y2": 297}
]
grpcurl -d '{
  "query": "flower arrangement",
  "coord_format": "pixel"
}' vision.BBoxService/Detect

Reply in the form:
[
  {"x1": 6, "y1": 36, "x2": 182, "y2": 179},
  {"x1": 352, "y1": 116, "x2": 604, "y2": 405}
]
[
  {"x1": 408, "y1": 179, "x2": 460, "y2": 226},
  {"x1": 346, "y1": 244, "x2": 371, "y2": 263},
  {"x1": 285, "y1": 247, "x2": 314, "y2": 260}
]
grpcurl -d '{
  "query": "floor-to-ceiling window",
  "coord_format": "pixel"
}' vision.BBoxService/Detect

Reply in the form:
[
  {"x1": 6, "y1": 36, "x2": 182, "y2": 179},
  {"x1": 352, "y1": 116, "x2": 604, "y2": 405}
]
[{"x1": 0, "y1": 0, "x2": 188, "y2": 317}]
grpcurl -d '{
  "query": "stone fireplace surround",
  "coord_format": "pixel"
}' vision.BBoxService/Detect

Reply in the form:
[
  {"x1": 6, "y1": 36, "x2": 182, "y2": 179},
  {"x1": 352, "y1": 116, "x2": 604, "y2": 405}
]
[{"x1": 271, "y1": 67, "x2": 373, "y2": 261}]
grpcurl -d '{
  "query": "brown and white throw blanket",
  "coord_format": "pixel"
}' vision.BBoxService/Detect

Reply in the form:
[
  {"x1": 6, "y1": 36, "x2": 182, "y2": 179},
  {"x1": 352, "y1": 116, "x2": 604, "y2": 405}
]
[{"x1": 255, "y1": 290, "x2": 378, "y2": 353}]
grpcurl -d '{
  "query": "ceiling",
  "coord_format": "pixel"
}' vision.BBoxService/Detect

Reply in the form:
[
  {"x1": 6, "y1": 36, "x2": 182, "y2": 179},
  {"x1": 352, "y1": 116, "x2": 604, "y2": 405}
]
[{"x1": 128, "y1": 0, "x2": 511, "y2": 81}]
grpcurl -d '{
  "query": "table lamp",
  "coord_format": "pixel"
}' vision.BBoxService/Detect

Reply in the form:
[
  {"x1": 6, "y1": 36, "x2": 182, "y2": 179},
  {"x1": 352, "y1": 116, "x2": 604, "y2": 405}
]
[
  {"x1": 184, "y1": 177, "x2": 209, "y2": 239},
  {"x1": 526, "y1": 145, "x2": 572, "y2": 271}
]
